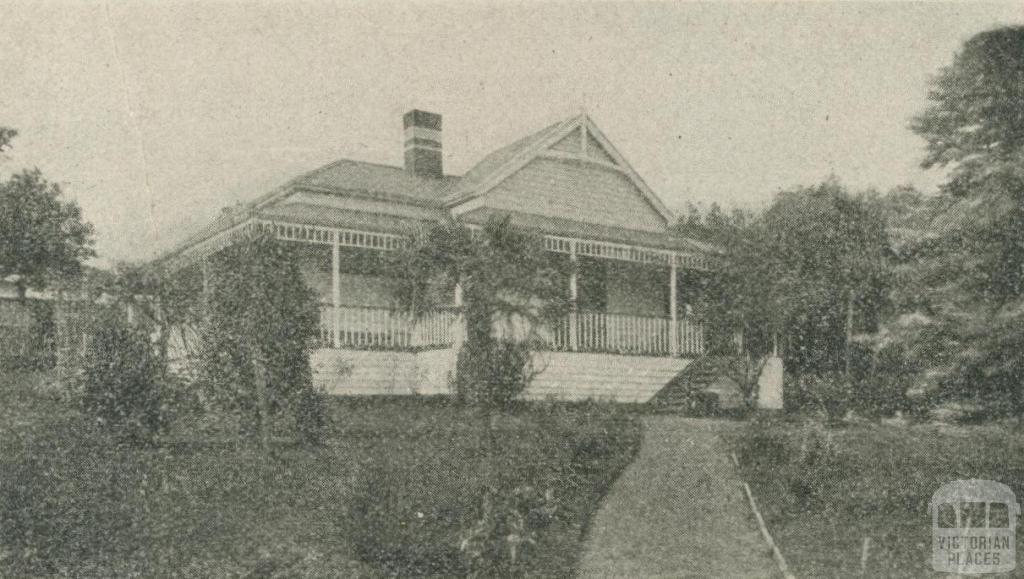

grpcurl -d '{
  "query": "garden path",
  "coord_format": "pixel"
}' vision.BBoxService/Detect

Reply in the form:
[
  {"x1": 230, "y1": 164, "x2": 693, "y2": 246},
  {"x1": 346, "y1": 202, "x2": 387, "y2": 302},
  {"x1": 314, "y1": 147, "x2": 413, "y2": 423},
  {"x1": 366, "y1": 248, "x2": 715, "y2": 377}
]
[{"x1": 577, "y1": 416, "x2": 778, "y2": 578}]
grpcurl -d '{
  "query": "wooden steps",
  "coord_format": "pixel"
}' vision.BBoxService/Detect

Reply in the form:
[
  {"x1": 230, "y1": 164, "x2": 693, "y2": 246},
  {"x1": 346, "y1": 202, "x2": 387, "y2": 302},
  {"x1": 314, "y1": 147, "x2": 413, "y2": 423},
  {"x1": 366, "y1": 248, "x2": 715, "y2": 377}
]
[{"x1": 648, "y1": 355, "x2": 746, "y2": 413}]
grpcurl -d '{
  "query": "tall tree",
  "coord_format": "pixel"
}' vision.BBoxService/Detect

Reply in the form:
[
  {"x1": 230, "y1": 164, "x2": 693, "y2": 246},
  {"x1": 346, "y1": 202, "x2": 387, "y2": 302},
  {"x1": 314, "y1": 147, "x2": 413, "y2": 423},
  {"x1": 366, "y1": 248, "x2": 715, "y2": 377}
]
[
  {"x1": 0, "y1": 129, "x2": 95, "y2": 297},
  {"x1": 721, "y1": 180, "x2": 891, "y2": 378},
  {"x1": 909, "y1": 26, "x2": 1024, "y2": 416}
]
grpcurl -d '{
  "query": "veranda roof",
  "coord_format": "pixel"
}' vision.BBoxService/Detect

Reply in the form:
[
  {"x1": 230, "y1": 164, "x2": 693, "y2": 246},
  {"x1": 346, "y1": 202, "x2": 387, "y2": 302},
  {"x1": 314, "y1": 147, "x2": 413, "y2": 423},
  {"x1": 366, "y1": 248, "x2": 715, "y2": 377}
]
[{"x1": 458, "y1": 207, "x2": 718, "y2": 255}]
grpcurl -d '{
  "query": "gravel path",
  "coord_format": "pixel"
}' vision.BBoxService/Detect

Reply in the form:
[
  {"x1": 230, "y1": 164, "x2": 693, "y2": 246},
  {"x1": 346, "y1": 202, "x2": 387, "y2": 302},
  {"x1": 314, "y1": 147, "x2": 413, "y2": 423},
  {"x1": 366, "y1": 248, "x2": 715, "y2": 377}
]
[{"x1": 577, "y1": 416, "x2": 778, "y2": 578}]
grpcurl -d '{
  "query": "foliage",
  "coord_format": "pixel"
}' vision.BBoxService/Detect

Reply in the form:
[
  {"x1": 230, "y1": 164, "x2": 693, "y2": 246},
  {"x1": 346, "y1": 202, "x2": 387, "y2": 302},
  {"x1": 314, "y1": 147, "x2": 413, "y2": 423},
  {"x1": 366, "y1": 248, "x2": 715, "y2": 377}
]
[
  {"x1": 389, "y1": 216, "x2": 568, "y2": 407},
  {"x1": 787, "y1": 372, "x2": 853, "y2": 422},
  {"x1": 0, "y1": 377, "x2": 374, "y2": 578},
  {"x1": 674, "y1": 201, "x2": 755, "y2": 248},
  {"x1": 0, "y1": 373, "x2": 640, "y2": 578},
  {"x1": 346, "y1": 399, "x2": 641, "y2": 578},
  {"x1": 79, "y1": 309, "x2": 165, "y2": 444},
  {"x1": 911, "y1": 26, "x2": 1024, "y2": 197},
  {"x1": 905, "y1": 26, "x2": 1024, "y2": 417},
  {"x1": 673, "y1": 203, "x2": 764, "y2": 357},
  {"x1": 0, "y1": 168, "x2": 95, "y2": 296},
  {"x1": 733, "y1": 417, "x2": 1024, "y2": 577},
  {"x1": 0, "y1": 127, "x2": 15, "y2": 153},
  {"x1": 755, "y1": 181, "x2": 891, "y2": 375},
  {"x1": 349, "y1": 457, "x2": 479, "y2": 576},
  {"x1": 458, "y1": 485, "x2": 557, "y2": 577},
  {"x1": 0, "y1": 299, "x2": 55, "y2": 371},
  {"x1": 679, "y1": 182, "x2": 892, "y2": 384},
  {"x1": 455, "y1": 339, "x2": 535, "y2": 408},
  {"x1": 199, "y1": 232, "x2": 324, "y2": 446}
]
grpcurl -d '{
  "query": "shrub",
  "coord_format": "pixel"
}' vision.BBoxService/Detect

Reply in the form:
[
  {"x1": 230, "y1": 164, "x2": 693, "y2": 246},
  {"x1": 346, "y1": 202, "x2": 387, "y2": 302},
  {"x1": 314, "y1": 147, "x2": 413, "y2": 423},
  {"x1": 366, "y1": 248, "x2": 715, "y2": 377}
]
[
  {"x1": 850, "y1": 343, "x2": 916, "y2": 418},
  {"x1": 0, "y1": 299, "x2": 55, "y2": 371},
  {"x1": 790, "y1": 372, "x2": 852, "y2": 421},
  {"x1": 348, "y1": 405, "x2": 641, "y2": 578},
  {"x1": 737, "y1": 418, "x2": 846, "y2": 513},
  {"x1": 456, "y1": 339, "x2": 534, "y2": 409},
  {"x1": 349, "y1": 459, "x2": 480, "y2": 576},
  {"x1": 459, "y1": 484, "x2": 557, "y2": 577},
  {"x1": 79, "y1": 309, "x2": 164, "y2": 444}
]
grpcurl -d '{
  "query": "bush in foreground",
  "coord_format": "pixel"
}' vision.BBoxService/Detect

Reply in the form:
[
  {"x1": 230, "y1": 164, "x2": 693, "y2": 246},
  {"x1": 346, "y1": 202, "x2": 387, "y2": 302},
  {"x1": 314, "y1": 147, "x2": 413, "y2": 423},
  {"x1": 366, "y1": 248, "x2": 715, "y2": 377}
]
[{"x1": 79, "y1": 310, "x2": 165, "y2": 444}]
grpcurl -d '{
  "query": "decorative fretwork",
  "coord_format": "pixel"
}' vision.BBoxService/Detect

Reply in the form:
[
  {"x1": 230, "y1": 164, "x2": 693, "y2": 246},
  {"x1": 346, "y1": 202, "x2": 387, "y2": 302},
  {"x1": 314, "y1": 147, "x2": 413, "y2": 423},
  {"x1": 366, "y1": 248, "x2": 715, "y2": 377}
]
[
  {"x1": 167, "y1": 217, "x2": 713, "y2": 271},
  {"x1": 543, "y1": 235, "x2": 712, "y2": 271},
  {"x1": 253, "y1": 220, "x2": 406, "y2": 250}
]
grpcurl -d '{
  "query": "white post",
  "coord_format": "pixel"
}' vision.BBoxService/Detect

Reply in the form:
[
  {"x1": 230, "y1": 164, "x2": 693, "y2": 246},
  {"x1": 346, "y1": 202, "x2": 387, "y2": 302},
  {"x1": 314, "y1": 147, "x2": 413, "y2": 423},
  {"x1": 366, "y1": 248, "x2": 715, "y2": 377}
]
[
  {"x1": 454, "y1": 282, "x2": 463, "y2": 307},
  {"x1": 669, "y1": 261, "x2": 678, "y2": 356},
  {"x1": 569, "y1": 243, "x2": 578, "y2": 352},
  {"x1": 331, "y1": 238, "x2": 340, "y2": 348}
]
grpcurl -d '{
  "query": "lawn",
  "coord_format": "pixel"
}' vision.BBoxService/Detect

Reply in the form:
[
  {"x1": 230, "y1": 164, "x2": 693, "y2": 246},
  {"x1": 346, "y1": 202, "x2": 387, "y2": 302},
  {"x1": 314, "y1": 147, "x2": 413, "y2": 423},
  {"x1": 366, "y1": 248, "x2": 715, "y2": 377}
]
[
  {"x1": 0, "y1": 372, "x2": 641, "y2": 577},
  {"x1": 731, "y1": 415, "x2": 1024, "y2": 578}
]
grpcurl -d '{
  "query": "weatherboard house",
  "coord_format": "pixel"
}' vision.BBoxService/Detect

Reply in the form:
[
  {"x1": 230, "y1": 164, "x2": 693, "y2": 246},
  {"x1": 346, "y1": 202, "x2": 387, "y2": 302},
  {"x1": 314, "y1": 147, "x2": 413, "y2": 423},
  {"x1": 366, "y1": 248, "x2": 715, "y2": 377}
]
[{"x1": 161, "y1": 110, "x2": 720, "y2": 401}]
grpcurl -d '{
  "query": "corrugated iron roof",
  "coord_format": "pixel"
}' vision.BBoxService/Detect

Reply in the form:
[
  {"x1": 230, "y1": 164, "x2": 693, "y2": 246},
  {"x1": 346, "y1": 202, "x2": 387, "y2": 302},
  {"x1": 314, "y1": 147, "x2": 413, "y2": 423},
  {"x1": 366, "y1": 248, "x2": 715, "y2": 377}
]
[
  {"x1": 256, "y1": 203, "x2": 442, "y2": 235},
  {"x1": 291, "y1": 158, "x2": 460, "y2": 206}
]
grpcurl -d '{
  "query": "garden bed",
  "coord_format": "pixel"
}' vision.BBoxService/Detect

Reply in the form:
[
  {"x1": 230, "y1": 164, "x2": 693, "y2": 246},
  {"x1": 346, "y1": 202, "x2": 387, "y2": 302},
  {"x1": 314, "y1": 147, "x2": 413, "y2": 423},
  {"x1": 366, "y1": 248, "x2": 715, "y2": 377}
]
[{"x1": 0, "y1": 374, "x2": 640, "y2": 577}]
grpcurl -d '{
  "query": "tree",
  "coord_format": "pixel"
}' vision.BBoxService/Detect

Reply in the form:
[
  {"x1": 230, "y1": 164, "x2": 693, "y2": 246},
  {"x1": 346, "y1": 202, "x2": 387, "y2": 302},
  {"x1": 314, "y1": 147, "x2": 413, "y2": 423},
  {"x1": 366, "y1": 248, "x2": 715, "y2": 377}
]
[
  {"x1": 0, "y1": 127, "x2": 15, "y2": 153},
  {"x1": 672, "y1": 204, "x2": 769, "y2": 406},
  {"x1": 0, "y1": 166, "x2": 95, "y2": 297},
  {"x1": 909, "y1": 26, "x2": 1024, "y2": 417},
  {"x1": 693, "y1": 180, "x2": 891, "y2": 412},
  {"x1": 912, "y1": 26, "x2": 1024, "y2": 198},
  {"x1": 200, "y1": 232, "x2": 324, "y2": 447},
  {"x1": 389, "y1": 216, "x2": 568, "y2": 407}
]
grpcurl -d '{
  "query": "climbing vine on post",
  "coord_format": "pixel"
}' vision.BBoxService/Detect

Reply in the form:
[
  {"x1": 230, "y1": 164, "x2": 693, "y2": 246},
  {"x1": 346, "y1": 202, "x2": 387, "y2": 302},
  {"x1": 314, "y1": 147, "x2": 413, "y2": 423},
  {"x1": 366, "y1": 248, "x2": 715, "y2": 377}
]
[{"x1": 199, "y1": 231, "x2": 325, "y2": 447}]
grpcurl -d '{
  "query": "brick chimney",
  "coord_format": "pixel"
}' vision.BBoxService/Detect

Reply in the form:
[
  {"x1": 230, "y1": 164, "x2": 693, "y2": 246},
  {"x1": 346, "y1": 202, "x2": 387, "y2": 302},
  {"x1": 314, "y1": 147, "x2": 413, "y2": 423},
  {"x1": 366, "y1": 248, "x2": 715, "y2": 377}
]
[{"x1": 403, "y1": 109, "x2": 443, "y2": 178}]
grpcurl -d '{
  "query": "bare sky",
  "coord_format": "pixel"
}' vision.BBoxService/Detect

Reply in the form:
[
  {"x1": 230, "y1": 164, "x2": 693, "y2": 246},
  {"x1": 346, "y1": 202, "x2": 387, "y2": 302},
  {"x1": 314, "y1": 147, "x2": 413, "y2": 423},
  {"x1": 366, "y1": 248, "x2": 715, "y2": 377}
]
[{"x1": 2, "y1": 1, "x2": 1022, "y2": 265}]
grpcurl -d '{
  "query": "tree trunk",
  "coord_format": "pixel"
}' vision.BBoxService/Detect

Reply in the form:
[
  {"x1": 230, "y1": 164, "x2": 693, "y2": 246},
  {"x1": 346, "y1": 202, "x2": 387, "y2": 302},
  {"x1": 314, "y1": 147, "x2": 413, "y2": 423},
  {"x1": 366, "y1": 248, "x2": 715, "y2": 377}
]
[
  {"x1": 251, "y1": 348, "x2": 271, "y2": 451},
  {"x1": 845, "y1": 290, "x2": 854, "y2": 377}
]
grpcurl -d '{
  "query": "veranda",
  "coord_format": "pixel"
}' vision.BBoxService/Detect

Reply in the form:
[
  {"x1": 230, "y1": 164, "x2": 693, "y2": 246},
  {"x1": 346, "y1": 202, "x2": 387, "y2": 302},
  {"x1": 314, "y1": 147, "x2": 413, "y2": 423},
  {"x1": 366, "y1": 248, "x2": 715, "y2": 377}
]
[{"x1": 181, "y1": 219, "x2": 710, "y2": 358}]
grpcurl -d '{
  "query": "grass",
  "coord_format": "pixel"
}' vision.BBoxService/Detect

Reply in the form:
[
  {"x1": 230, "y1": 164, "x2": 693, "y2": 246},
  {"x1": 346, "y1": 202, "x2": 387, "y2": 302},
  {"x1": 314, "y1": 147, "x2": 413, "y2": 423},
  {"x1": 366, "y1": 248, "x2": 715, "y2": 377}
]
[
  {"x1": 0, "y1": 373, "x2": 641, "y2": 577},
  {"x1": 730, "y1": 414, "x2": 1024, "y2": 578}
]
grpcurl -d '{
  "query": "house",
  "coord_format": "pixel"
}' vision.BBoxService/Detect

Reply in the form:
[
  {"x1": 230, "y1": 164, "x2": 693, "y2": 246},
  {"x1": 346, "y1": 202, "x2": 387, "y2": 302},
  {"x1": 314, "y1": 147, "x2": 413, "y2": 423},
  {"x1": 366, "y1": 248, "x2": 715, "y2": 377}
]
[{"x1": 159, "y1": 110, "x2": 721, "y2": 402}]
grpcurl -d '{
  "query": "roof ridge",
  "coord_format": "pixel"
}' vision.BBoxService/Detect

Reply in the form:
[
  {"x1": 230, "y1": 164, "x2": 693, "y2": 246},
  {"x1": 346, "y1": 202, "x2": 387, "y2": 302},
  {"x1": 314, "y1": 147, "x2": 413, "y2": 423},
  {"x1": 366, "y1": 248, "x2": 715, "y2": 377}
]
[
  {"x1": 301, "y1": 156, "x2": 460, "y2": 178},
  {"x1": 445, "y1": 113, "x2": 581, "y2": 205}
]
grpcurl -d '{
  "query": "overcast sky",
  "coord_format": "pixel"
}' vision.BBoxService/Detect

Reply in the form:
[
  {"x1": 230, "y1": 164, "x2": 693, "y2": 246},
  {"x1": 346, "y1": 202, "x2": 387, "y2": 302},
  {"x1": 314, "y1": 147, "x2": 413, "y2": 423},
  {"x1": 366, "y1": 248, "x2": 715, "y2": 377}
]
[{"x1": 2, "y1": 1, "x2": 1022, "y2": 265}]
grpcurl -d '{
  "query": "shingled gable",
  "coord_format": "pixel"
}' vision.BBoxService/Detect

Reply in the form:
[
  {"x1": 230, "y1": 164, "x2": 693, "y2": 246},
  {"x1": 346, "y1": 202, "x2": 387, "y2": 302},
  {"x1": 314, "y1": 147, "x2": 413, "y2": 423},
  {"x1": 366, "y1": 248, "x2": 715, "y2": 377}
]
[{"x1": 445, "y1": 113, "x2": 675, "y2": 232}]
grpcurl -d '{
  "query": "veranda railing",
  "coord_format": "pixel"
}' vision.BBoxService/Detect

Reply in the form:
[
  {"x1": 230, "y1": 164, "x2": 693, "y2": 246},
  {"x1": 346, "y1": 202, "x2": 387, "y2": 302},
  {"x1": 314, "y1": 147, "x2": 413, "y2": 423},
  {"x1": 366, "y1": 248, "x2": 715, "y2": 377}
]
[
  {"x1": 319, "y1": 305, "x2": 457, "y2": 350},
  {"x1": 548, "y1": 311, "x2": 704, "y2": 357},
  {"x1": 317, "y1": 305, "x2": 703, "y2": 357}
]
